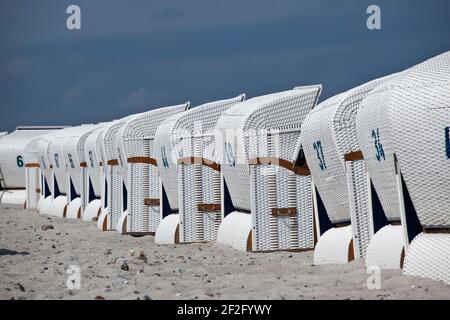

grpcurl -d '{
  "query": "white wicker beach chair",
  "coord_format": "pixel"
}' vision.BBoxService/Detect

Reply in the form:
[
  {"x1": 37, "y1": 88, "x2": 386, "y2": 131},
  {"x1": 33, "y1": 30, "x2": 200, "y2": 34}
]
[
  {"x1": 81, "y1": 126, "x2": 109, "y2": 221},
  {"x1": 387, "y1": 51, "x2": 450, "y2": 284},
  {"x1": 97, "y1": 116, "x2": 136, "y2": 231},
  {"x1": 36, "y1": 133, "x2": 58, "y2": 214},
  {"x1": 0, "y1": 127, "x2": 64, "y2": 207},
  {"x1": 300, "y1": 76, "x2": 393, "y2": 265},
  {"x1": 215, "y1": 86, "x2": 322, "y2": 252},
  {"x1": 62, "y1": 124, "x2": 104, "y2": 219},
  {"x1": 115, "y1": 103, "x2": 189, "y2": 235},
  {"x1": 36, "y1": 127, "x2": 78, "y2": 215},
  {"x1": 153, "y1": 113, "x2": 187, "y2": 243},
  {"x1": 355, "y1": 73, "x2": 409, "y2": 269},
  {"x1": 154, "y1": 95, "x2": 245, "y2": 244},
  {"x1": 94, "y1": 126, "x2": 110, "y2": 228},
  {"x1": 24, "y1": 132, "x2": 62, "y2": 211},
  {"x1": 45, "y1": 125, "x2": 96, "y2": 217}
]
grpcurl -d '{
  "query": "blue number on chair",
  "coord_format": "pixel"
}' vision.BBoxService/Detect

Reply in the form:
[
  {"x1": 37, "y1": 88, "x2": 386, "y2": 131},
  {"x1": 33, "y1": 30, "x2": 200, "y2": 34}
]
[
  {"x1": 16, "y1": 155, "x2": 24, "y2": 168},
  {"x1": 445, "y1": 127, "x2": 450, "y2": 159},
  {"x1": 88, "y1": 151, "x2": 94, "y2": 168},
  {"x1": 372, "y1": 128, "x2": 386, "y2": 161},
  {"x1": 225, "y1": 142, "x2": 236, "y2": 167},
  {"x1": 68, "y1": 153, "x2": 75, "y2": 169},
  {"x1": 54, "y1": 153, "x2": 60, "y2": 168},
  {"x1": 313, "y1": 141, "x2": 326, "y2": 170},
  {"x1": 161, "y1": 146, "x2": 169, "y2": 169}
]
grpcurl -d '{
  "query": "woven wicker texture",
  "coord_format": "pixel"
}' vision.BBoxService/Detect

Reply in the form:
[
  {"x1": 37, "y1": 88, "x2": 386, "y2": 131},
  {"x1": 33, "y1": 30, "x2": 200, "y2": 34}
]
[
  {"x1": 216, "y1": 211, "x2": 252, "y2": 252},
  {"x1": 36, "y1": 133, "x2": 58, "y2": 199},
  {"x1": 301, "y1": 76, "x2": 392, "y2": 226},
  {"x1": 24, "y1": 134, "x2": 55, "y2": 209},
  {"x1": 25, "y1": 136, "x2": 47, "y2": 210},
  {"x1": 154, "y1": 113, "x2": 186, "y2": 211},
  {"x1": 354, "y1": 73, "x2": 414, "y2": 268},
  {"x1": 0, "y1": 189, "x2": 27, "y2": 205},
  {"x1": 154, "y1": 213, "x2": 180, "y2": 244},
  {"x1": 303, "y1": 75, "x2": 399, "y2": 260},
  {"x1": 365, "y1": 225, "x2": 404, "y2": 269},
  {"x1": 83, "y1": 127, "x2": 107, "y2": 198},
  {"x1": 356, "y1": 75, "x2": 405, "y2": 222},
  {"x1": 388, "y1": 51, "x2": 450, "y2": 228},
  {"x1": 300, "y1": 92, "x2": 350, "y2": 224},
  {"x1": 94, "y1": 126, "x2": 109, "y2": 213},
  {"x1": 47, "y1": 126, "x2": 95, "y2": 196},
  {"x1": 346, "y1": 160, "x2": 373, "y2": 257},
  {"x1": 62, "y1": 125, "x2": 99, "y2": 197},
  {"x1": 313, "y1": 226, "x2": 353, "y2": 265},
  {"x1": 174, "y1": 95, "x2": 244, "y2": 243},
  {"x1": 377, "y1": 51, "x2": 450, "y2": 283},
  {"x1": 404, "y1": 232, "x2": 450, "y2": 284},
  {"x1": 25, "y1": 135, "x2": 50, "y2": 166},
  {"x1": 102, "y1": 117, "x2": 135, "y2": 230},
  {"x1": 216, "y1": 86, "x2": 321, "y2": 251},
  {"x1": 116, "y1": 103, "x2": 188, "y2": 233}
]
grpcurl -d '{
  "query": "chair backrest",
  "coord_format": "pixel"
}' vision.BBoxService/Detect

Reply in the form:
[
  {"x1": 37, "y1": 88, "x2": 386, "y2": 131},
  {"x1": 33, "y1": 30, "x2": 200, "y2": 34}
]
[
  {"x1": 101, "y1": 115, "x2": 137, "y2": 228},
  {"x1": 175, "y1": 95, "x2": 245, "y2": 242},
  {"x1": 154, "y1": 113, "x2": 186, "y2": 212},
  {"x1": 216, "y1": 86, "x2": 322, "y2": 251},
  {"x1": 47, "y1": 125, "x2": 94, "y2": 196},
  {"x1": 116, "y1": 103, "x2": 189, "y2": 233},
  {"x1": 389, "y1": 51, "x2": 450, "y2": 229},
  {"x1": 62, "y1": 125, "x2": 98, "y2": 198},
  {"x1": 154, "y1": 95, "x2": 244, "y2": 213},
  {"x1": 356, "y1": 73, "x2": 405, "y2": 223},
  {"x1": 217, "y1": 87, "x2": 321, "y2": 212},
  {"x1": 83, "y1": 127, "x2": 108, "y2": 198},
  {"x1": 37, "y1": 133, "x2": 57, "y2": 196},
  {"x1": 102, "y1": 116, "x2": 136, "y2": 167},
  {"x1": 116, "y1": 103, "x2": 189, "y2": 187},
  {"x1": 24, "y1": 134, "x2": 54, "y2": 208},
  {"x1": 301, "y1": 77, "x2": 392, "y2": 227}
]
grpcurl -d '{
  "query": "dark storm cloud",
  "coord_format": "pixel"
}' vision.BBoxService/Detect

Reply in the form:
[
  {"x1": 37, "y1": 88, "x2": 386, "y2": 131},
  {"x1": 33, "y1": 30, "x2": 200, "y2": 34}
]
[{"x1": 0, "y1": 0, "x2": 449, "y2": 131}]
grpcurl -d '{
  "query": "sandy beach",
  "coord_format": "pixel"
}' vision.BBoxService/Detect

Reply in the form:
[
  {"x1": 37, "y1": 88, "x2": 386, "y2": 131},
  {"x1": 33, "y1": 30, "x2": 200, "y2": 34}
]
[{"x1": 0, "y1": 204, "x2": 449, "y2": 300}]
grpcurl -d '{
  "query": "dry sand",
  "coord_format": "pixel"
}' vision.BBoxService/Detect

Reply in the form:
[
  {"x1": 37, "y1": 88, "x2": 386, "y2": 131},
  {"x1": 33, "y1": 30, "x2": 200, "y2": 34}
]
[{"x1": 0, "y1": 204, "x2": 449, "y2": 300}]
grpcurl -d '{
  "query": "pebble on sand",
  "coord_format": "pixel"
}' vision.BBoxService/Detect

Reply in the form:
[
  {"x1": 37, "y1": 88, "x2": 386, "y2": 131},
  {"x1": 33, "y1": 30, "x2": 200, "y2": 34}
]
[
  {"x1": 137, "y1": 251, "x2": 148, "y2": 262},
  {"x1": 17, "y1": 283, "x2": 25, "y2": 292},
  {"x1": 121, "y1": 261, "x2": 129, "y2": 271}
]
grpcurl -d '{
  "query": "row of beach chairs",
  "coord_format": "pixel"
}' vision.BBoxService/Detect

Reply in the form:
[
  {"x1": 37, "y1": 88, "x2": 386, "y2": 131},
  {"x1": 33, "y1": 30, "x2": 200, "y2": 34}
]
[{"x1": 0, "y1": 51, "x2": 448, "y2": 285}]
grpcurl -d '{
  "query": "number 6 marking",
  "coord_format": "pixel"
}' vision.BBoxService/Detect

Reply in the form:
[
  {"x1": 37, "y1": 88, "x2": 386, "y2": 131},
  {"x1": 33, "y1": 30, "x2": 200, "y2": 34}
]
[{"x1": 16, "y1": 155, "x2": 24, "y2": 168}]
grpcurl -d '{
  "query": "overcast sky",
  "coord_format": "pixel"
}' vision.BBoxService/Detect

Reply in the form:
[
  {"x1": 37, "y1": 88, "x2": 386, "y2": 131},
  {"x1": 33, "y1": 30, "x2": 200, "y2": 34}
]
[{"x1": 1, "y1": 0, "x2": 449, "y2": 131}]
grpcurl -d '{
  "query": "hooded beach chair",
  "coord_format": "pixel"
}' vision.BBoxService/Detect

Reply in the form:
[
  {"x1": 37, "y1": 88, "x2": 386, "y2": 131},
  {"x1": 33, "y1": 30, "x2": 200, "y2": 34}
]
[
  {"x1": 97, "y1": 116, "x2": 136, "y2": 231},
  {"x1": 94, "y1": 126, "x2": 111, "y2": 227},
  {"x1": 62, "y1": 124, "x2": 105, "y2": 219},
  {"x1": 45, "y1": 125, "x2": 96, "y2": 217},
  {"x1": 24, "y1": 132, "x2": 65, "y2": 211},
  {"x1": 0, "y1": 126, "x2": 64, "y2": 206},
  {"x1": 354, "y1": 73, "x2": 410, "y2": 269},
  {"x1": 24, "y1": 136, "x2": 47, "y2": 211},
  {"x1": 115, "y1": 103, "x2": 189, "y2": 235},
  {"x1": 154, "y1": 94, "x2": 245, "y2": 244},
  {"x1": 300, "y1": 76, "x2": 393, "y2": 264},
  {"x1": 81, "y1": 126, "x2": 109, "y2": 221},
  {"x1": 37, "y1": 132, "x2": 59, "y2": 214},
  {"x1": 215, "y1": 86, "x2": 322, "y2": 252},
  {"x1": 387, "y1": 51, "x2": 450, "y2": 284}
]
